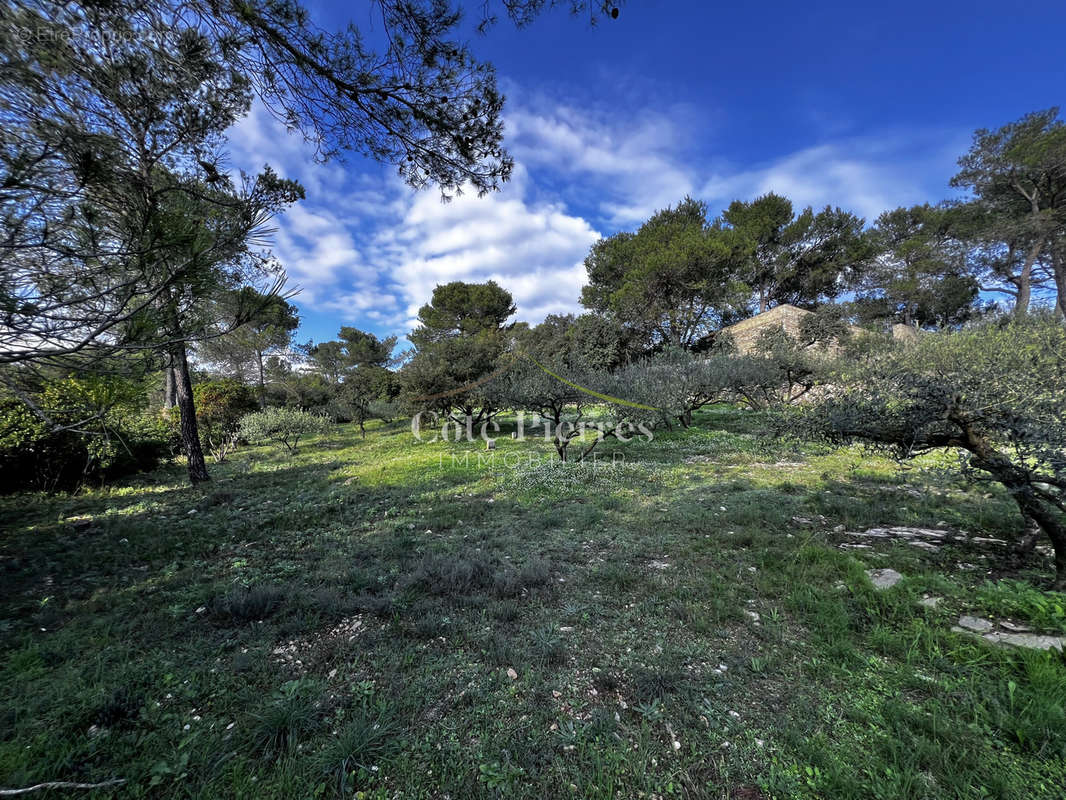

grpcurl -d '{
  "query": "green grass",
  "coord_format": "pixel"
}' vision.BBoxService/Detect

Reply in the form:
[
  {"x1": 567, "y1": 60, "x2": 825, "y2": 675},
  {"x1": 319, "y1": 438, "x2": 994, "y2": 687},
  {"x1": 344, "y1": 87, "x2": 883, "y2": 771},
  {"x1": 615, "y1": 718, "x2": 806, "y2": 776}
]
[{"x1": 1, "y1": 408, "x2": 1064, "y2": 798}]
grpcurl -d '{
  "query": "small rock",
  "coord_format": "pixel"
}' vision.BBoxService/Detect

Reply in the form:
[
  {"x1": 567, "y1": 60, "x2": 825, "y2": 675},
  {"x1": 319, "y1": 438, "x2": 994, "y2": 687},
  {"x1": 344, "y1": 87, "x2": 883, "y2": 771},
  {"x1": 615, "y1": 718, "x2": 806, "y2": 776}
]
[
  {"x1": 865, "y1": 568, "x2": 903, "y2": 590},
  {"x1": 918, "y1": 596, "x2": 942, "y2": 609},
  {"x1": 957, "y1": 615, "x2": 994, "y2": 633},
  {"x1": 984, "y1": 632, "x2": 1064, "y2": 651},
  {"x1": 187, "y1": 509, "x2": 198, "y2": 516},
  {"x1": 909, "y1": 541, "x2": 940, "y2": 552},
  {"x1": 832, "y1": 524, "x2": 846, "y2": 533},
  {"x1": 744, "y1": 610, "x2": 760, "y2": 623},
  {"x1": 998, "y1": 620, "x2": 1032, "y2": 633},
  {"x1": 559, "y1": 626, "x2": 574, "y2": 632},
  {"x1": 506, "y1": 667, "x2": 518, "y2": 680}
]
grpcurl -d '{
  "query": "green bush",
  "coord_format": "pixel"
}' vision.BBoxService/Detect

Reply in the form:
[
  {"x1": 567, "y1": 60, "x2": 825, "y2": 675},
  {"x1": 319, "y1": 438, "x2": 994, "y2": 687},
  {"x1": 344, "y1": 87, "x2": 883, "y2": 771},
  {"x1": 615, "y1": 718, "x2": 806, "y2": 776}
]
[
  {"x1": 238, "y1": 406, "x2": 331, "y2": 453},
  {"x1": 0, "y1": 376, "x2": 172, "y2": 492},
  {"x1": 976, "y1": 580, "x2": 1066, "y2": 633},
  {"x1": 194, "y1": 379, "x2": 258, "y2": 462}
]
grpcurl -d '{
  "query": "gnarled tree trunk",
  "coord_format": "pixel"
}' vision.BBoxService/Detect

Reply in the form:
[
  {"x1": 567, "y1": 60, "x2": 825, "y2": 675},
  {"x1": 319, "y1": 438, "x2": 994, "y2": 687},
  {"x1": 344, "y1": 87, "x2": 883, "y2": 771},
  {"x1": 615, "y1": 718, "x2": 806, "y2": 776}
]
[{"x1": 957, "y1": 419, "x2": 1065, "y2": 589}]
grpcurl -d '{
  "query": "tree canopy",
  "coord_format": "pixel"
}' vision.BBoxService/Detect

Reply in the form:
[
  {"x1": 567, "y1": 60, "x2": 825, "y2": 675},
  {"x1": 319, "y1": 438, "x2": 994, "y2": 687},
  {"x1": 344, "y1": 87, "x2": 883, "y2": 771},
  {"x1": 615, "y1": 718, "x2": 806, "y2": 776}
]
[
  {"x1": 719, "y1": 193, "x2": 870, "y2": 312},
  {"x1": 404, "y1": 281, "x2": 516, "y2": 424},
  {"x1": 951, "y1": 107, "x2": 1066, "y2": 316},
  {"x1": 854, "y1": 204, "x2": 979, "y2": 328},
  {"x1": 581, "y1": 197, "x2": 748, "y2": 350}
]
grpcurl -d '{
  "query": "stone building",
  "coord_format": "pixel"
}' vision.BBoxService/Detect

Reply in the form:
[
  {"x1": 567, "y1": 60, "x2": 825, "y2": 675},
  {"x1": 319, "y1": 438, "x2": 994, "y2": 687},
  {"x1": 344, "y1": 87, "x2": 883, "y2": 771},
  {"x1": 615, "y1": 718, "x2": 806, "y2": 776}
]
[{"x1": 721, "y1": 303, "x2": 921, "y2": 355}]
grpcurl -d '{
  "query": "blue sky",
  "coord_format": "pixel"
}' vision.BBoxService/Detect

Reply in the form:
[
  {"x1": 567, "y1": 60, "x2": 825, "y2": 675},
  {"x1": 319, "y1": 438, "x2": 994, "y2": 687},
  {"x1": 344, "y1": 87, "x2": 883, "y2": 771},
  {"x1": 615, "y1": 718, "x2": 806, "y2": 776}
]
[{"x1": 227, "y1": 0, "x2": 1066, "y2": 348}]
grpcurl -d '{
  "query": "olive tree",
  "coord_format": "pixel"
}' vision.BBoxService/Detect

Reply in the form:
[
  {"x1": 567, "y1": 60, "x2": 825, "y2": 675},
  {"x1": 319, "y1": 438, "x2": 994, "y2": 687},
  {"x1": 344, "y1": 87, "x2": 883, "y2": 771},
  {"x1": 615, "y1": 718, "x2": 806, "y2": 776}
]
[
  {"x1": 726, "y1": 310, "x2": 849, "y2": 410},
  {"x1": 799, "y1": 315, "x2": 1066, "y2": 588},
  {"x1": 614, "y1": 345, "x2": 736, "y2": 428},
  {"x1": 238, "y1": 407, "x2": 331, "y2": 454},
  {"x1": 483, "y1": 315, "x2": 590, "y2": 460}
]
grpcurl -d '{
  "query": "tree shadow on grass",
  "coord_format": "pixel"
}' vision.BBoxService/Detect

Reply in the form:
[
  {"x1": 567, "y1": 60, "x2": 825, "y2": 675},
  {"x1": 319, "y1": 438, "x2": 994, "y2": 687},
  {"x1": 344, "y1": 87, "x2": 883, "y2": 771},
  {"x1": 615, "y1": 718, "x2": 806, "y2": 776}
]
[{"x1": 0, "y1": 457, "x2": 484, "y2": 636}]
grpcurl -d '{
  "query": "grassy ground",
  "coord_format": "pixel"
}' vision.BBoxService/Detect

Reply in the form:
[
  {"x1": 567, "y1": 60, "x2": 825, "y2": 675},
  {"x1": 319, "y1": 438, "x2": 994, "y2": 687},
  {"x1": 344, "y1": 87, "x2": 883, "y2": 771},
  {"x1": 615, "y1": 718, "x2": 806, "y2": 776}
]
[{"x1": 1, "y1": 408, "x2": 1064, "y2": 799}]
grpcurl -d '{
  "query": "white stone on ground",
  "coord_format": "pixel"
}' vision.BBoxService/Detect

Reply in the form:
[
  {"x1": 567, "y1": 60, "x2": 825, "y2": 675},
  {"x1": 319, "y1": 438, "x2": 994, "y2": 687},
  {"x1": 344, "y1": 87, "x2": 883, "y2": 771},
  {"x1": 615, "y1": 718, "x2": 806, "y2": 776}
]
[
  {"x1": 866, "y1": 568, "x2": 903, "y2": 589},
  {"x1": 956, "y1": 615, "x2": 994, "y2": 633}
]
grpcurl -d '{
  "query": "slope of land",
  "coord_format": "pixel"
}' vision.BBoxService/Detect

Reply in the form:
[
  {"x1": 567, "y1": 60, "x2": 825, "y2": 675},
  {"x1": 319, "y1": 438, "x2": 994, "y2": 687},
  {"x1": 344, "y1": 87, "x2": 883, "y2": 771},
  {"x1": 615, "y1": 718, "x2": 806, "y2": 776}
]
[{"x1": 1, "y1": 409, "x2": 1064, "y2": 798}]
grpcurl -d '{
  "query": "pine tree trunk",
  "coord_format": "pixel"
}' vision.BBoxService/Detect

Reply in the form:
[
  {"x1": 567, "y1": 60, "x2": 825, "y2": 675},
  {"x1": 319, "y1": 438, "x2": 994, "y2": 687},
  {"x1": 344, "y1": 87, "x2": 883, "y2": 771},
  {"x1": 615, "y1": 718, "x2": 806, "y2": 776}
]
[
  {"x1": 1013, "y1": 239, "x2": 1042, "y2": 317},
  {"x1": 1015, "y1": 271, "x2": 1031, "y2": 317},
  {"x1": 163, "y1": 366, "x2": 177, "y2": 408},
  {"x1": 1051, "y1": 249, "x2": 1066, "y2": 321},
  {"x1": 172, "y1": 342, "x2": 210, "y2": 484},
  {"x1": 256, "y1": 350, "x2": 267, "y2": 407}
]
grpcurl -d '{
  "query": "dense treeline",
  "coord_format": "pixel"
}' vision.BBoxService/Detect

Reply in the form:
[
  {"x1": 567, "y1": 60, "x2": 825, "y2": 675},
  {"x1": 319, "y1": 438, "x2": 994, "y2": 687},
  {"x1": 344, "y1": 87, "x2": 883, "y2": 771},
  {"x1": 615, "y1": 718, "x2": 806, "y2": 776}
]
[{"x1": 3, "y1": 106, "x2": 1064, "y2": 483}]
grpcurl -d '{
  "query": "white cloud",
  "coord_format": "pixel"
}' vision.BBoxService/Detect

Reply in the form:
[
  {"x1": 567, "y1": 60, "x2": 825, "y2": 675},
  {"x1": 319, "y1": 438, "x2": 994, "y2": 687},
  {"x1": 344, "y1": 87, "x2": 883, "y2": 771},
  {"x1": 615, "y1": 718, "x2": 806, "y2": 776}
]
[
  {"x1": 506, "y1": 98, "x2": 698, "y2": 225},
  {"x1": 225, "y1": 91, "x2": 966, "y2": 342},
  {"x1": 227, "y1": 104, "x2": 602, "y2": 334},
  {"x1": 699, "y1": 134, "x2": 967, "y2": 222},
  {"x1": 388, "y1": 167, "x2": 600, "y2": 327}
]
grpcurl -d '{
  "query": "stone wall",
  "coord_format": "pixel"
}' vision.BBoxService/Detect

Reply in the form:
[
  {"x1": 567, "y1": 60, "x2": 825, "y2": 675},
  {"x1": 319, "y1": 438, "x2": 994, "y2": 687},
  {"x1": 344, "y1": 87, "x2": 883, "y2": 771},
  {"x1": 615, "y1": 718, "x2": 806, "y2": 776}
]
[
  {"x1": 722, "y1": 304, "x2": 818, "y2": 355},
  {"x1": 722, "y1": 304, "x2": 917, "y2": 355}
]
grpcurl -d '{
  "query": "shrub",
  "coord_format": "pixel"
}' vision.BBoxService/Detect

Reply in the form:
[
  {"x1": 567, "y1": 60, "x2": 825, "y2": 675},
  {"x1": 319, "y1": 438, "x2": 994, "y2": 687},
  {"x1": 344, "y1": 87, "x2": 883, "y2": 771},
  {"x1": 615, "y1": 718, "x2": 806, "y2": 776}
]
[
  {"x1": 193, "y1": 379, "x2": 258, "y2": 462},
  {"x1": 400, "y1": 553, "x2": 553, "y2": 600},
  {"x1": 249, "y1": 678, "x2": 322, "y2": 756},
  {"x1": 210, "y1": 584, "x2": 288, "y2": 624},
  {"x1": 238, "y1": 407, "x2": 332, "y2": 453},
  {"x1": 0, "y1": 376, "x2": 172, "y2": 492},
  {"x1": 316, "y1": 710, "x2": 402, "y2": 783}
]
